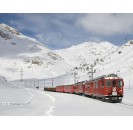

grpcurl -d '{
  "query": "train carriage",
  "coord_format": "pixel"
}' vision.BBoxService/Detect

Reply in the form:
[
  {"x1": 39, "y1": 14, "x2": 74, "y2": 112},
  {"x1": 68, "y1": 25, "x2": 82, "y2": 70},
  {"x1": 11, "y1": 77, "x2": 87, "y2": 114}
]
[
  {"x1": 44, "y1": 87, "x2": 56, "y2": 92},
  {"x1": 74, "y1": 81, "x2": 85, "y2": 95},
  {"x1": 44, "y1": 73, "x2": 124, "y2": 103},
  {"x1": 64, "y1": 85, "x2": 74, "y2": 93},
  {"x1": 56, "y1": 85, "x2": 64, "y2": 93},
  {"x1": 85, "y1": 74, "x2": 124, "y2": 102}
]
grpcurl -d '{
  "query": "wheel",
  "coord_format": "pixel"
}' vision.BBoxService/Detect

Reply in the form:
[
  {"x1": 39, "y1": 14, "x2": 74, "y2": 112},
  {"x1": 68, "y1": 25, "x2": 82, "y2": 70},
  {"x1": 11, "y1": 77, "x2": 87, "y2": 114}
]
[
  {"x1": 102, "y1": 97, "x2": 106, "y2": 102},
  {"x1": 117, "y1": 99, "x2": 122, "y2": 103}
]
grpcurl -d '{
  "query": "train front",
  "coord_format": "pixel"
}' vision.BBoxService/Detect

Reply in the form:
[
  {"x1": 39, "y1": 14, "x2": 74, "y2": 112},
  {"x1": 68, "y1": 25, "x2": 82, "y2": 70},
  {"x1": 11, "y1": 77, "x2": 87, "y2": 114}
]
[{"x1": 103, "y1": 74, "x2": 124, "y2": 103}]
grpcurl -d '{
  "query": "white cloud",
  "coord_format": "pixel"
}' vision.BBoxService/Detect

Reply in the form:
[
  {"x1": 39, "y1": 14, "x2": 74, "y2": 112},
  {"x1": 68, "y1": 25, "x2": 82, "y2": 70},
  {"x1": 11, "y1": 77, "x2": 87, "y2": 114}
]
[
  {"x1": 78, "y1": 14, "x2": 133, "y2": 36},
  {"x1": 8, "y1": 13, "x2": 133, "y2": 49},
  {"x1": 35, "y1": 34, "x2": 47, "y2": 44},
  {"x1": 88, "y1": 36, "x2": 103, "y2": 43},
  {"x1": 9, "y1": 14, "x2": 79, "y2": 34},
  {"x1": 10, "y1": 20, "x2": 25, "y2": 30}
]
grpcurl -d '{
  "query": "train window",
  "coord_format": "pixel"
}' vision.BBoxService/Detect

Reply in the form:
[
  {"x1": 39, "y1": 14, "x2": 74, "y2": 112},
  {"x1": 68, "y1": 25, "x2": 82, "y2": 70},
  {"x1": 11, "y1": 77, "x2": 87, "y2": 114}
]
[
  {"x1": 112, "y1": 80, "x2": 116, "y2": 87},
  {"x1": 93, "y1": 83, "x2": 95, "y2": 88},
  {"x1": 101, "y1": 81, "x2": 104, "y2": 88},
  {"x1": 96, "y1": 81, "x2": 98, "y2": 88},
  {"x1": 106, "y1": 80, "x2": 111, "y2": 87},
  {"x1": 118, "y1": 80, "x2": 123, "y2": 87},
  {"x1": 87, "y1": 83, "x2": 90, "y2": 88},
  {"x1": 91, "y1": 82, "x2": 95, "y2": 88}
]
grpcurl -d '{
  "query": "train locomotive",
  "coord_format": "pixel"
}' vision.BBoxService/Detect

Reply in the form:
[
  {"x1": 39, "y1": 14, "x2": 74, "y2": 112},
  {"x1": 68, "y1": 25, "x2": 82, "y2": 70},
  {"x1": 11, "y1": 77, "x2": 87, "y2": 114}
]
[{"x1": 44, "y1": 74, "x2": 124, "y2": 103}]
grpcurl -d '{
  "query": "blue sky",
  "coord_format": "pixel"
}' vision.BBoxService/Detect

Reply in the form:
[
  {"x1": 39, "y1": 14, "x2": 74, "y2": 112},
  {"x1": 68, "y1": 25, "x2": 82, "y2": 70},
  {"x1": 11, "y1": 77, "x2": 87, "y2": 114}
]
[{"x1": 1, "y1": 13, "x2": 133, "y2": 49}]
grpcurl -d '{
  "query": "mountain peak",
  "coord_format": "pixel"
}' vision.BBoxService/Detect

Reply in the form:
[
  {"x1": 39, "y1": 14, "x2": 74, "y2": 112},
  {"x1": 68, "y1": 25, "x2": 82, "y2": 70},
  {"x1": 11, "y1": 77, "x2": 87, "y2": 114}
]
[{"x1": 0, "y1": 23, "x2": 21, "y2": 35}]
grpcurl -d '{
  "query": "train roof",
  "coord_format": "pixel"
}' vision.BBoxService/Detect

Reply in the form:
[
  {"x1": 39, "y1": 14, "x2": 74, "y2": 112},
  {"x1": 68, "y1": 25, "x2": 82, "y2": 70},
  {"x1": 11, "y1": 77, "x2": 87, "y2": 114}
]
[
  {"x1": 90, "y1": 73, "x2": 122, "y2": 81},
  {"x1": 75, "y1": 81, "x2": 86, "y2": 84}
]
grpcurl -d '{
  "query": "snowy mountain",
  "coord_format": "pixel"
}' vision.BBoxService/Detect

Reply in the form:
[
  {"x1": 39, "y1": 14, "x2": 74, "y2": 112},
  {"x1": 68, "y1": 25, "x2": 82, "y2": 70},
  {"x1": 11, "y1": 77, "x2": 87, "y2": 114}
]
[
  {"x1": 55, "y1": 41, "x2": 117, "y2": 67},
  {"x1": 1, "y1": 24, "x2": 133, "y2": 116},
  {"x1": 56, "y1": 40, "x2": 133, "y2": 82},
  {"x1": 0, "y1": 23, "x2": 133, "y2": 83},
  {"x1": 0, "y1": 23, "x2": 72, "y2": 80},
  {"x1": 94, "y1": 40, "x2": 133, "y2": 80}
]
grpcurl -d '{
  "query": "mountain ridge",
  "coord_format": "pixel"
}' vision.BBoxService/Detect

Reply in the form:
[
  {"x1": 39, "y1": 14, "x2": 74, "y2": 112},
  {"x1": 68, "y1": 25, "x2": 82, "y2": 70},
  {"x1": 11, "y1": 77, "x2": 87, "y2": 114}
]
[{"x1": 0, "y1": 23, "x2": 133, "y2": 82}]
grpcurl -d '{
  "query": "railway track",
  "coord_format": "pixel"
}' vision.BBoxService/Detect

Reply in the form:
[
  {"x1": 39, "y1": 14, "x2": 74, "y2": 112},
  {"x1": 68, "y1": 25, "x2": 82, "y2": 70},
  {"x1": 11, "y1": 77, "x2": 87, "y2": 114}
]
[{"x1": 116, "y1": 101, "x2": 133, "y2": 109}]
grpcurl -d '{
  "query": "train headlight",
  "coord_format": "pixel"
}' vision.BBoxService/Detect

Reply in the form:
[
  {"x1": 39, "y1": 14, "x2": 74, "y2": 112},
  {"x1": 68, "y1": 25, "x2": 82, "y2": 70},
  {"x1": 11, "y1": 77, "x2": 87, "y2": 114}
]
[{"x1": 112, "y1": 92, "x2": 117, "y2": 96}]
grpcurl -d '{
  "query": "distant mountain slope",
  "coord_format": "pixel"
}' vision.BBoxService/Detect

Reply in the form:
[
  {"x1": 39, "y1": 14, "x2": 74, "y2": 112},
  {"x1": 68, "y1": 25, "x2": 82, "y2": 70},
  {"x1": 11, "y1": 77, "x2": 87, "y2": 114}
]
[
  {"x1": 55, "y1": 41, "x2": 117, "y2": 67},
  {"x1": 0, "y1": 23, "x2": 72, "y2": 80},
  {"x1": 1, "y1": 23, "x2": 133, "y2": 82},
  {"x1": 95, "y1": 41, "x2": 133, "y2": 80}
]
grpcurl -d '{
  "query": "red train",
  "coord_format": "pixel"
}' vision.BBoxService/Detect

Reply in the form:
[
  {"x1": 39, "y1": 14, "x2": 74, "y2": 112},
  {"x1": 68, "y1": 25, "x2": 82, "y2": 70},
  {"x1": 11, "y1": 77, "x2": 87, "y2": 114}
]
[{"x1": 44, "y1": 74, "x2": 124, "y2": 103}]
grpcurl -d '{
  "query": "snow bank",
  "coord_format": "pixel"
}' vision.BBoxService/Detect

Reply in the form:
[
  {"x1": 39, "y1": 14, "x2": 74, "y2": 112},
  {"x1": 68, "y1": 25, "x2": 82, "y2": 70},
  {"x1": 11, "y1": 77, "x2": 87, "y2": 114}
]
[
  {"x1": 0, "y1": 75, "x2": 11, "y2": 88},
  {"x1": 0, "y1": 76, "x2": 33, "y2": 108}
]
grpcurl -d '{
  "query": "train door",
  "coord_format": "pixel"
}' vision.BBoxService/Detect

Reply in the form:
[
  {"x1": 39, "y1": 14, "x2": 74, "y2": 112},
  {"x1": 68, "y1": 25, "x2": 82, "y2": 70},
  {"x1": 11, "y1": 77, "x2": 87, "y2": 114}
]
[
  {"x1": 112, "y1": 79, "x2": 123, "y2": 96},
  {"x1": 100, "y1": 80, "x2": 105, "y2": 96},
  {"x1": 95, "y1": 80, "x2": 98, "y2": 95},
  {"x1": 82, "y1": 83, "x2": 85, "y2": 94},
  {"x1": 112, "y1": 80, "x2": 117, "y2": 96},
  {"x1": 62, "y1": 86, "x2": 64, "y2": 93},
  {"x1": 105, "y1": 79, "x2": 112, "y2": 96},
  {"x1": 84, "y1": 82, "x2": 89, "y2": 95},
  {"x1": 74, "y1": 85, "x2": 77, "y2": 94},
  {"x1": 117, "y1": 79, "x2": 124, "y2": 96},
  {"x1": 72, "y1": 85, "x2": 75, "y2": 93},
  {"x1": 90, "y1": 81, "x2": 94, "y2": 96}
]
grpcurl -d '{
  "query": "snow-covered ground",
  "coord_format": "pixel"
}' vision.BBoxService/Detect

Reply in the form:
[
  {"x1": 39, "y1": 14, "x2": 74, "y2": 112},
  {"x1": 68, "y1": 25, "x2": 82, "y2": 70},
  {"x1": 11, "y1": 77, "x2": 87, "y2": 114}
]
[
  {"x1": 0, "y1": 23, "x2": 133, "y2": 116},
  {"x1": 0, "y1": 88, "x2": 55, "y2": 116},
  {"x1": 0, "y1": 74, "x2": 133, "y2": 116},
  {"x1": 0, "y1": 86, "x2": 133, "y2": 116}
]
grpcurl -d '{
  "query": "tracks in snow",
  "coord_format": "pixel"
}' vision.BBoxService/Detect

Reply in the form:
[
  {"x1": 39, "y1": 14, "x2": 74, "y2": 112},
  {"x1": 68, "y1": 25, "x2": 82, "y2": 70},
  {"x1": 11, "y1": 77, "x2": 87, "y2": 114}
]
[
  {"x1": 115, "y1": 101, "x2": 133, "y2": 109},
  {"x1": 26, "y1": 89, "x2": 56, "y2": 116},
  {"x1": 0, "y1": 88, "x2": 56, "y2": 116},
  {"x1": 0, "y1": 88, "x2": 34, "y2": 107},
  {"x1": 44, "y1": 93, "x2": 56, "y2": 116}
]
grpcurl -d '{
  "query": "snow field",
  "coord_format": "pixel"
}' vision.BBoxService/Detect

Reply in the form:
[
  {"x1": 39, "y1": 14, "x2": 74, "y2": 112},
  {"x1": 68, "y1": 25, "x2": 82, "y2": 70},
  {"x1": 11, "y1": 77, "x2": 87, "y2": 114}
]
[
  {"x1": 0, "y1": 88, "x2": 32, "y2": 106},
  {"x1": 42, "y1": 88, "x2": 133, "y2": 116},
  {"x1": 0, "y1": 88, "x2": 55, "y2": 115},
  {"x1": 0, "y1": 82, "x2": 133, "y2": 116}
]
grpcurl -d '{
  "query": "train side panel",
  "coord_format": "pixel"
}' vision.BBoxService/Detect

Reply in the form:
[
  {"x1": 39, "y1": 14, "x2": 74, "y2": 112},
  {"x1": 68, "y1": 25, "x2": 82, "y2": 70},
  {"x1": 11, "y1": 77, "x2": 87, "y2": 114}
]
[
  {"x1": 44, "y1": 87, "x2": 56, "y2": 92},
  {"x1": 74, "y1": 83, "x2": 84, "y2": 94},
  {"x1": 45, "y1": 74, "x2": 124, "y2": 103},
  {"x1": 56, "y1": 86, "x2": 64, "y2": 93},
  {"x1": 64, "y1": 85, "x2": 74, "y2": 93}
]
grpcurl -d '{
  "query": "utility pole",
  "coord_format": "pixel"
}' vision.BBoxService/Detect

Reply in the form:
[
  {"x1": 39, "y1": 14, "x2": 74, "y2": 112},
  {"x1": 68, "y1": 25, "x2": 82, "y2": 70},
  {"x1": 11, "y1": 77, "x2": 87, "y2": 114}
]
[
  {"x1": 74, "y1": 71, "x2": 76, "y2": 84},
  {"x1": 52, "y1": 78, "x2": 53, "y2": 87},
  {"x1": 38, "y1": 80, "x2": 39, "y2": 88},
  {"x1": 44, "y1": 79, "x2": 45, "y2": 88},
  {"x1": 73, "y1": 71, "x2": 78, "y2": 84},
  {"x1": 88, "y1": 65, "x2": 96, "y2": 80},
  {"x1": 20, "y1": 68, "x2": 24, "y2": 82},
  {"x1": 34, "y1": 80, "x2": 36, "y2": 88}
]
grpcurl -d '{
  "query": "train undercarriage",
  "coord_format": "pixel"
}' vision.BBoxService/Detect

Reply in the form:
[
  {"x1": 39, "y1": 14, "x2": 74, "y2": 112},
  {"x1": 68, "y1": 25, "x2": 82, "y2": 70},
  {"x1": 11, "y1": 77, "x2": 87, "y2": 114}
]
[{"x1": 101, "y1": 96, "x2": 123, "y2": 103}]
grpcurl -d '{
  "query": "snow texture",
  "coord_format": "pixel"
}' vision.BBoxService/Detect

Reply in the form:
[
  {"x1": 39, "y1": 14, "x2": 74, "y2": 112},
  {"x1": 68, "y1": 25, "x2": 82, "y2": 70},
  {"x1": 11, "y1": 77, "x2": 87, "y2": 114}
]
[
  {"x1": 0, "y1": 76, "x2": 133, "y2": 116},
  {"x1": 0, "y1": 23, "x2": 133, "y2": 116}
]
